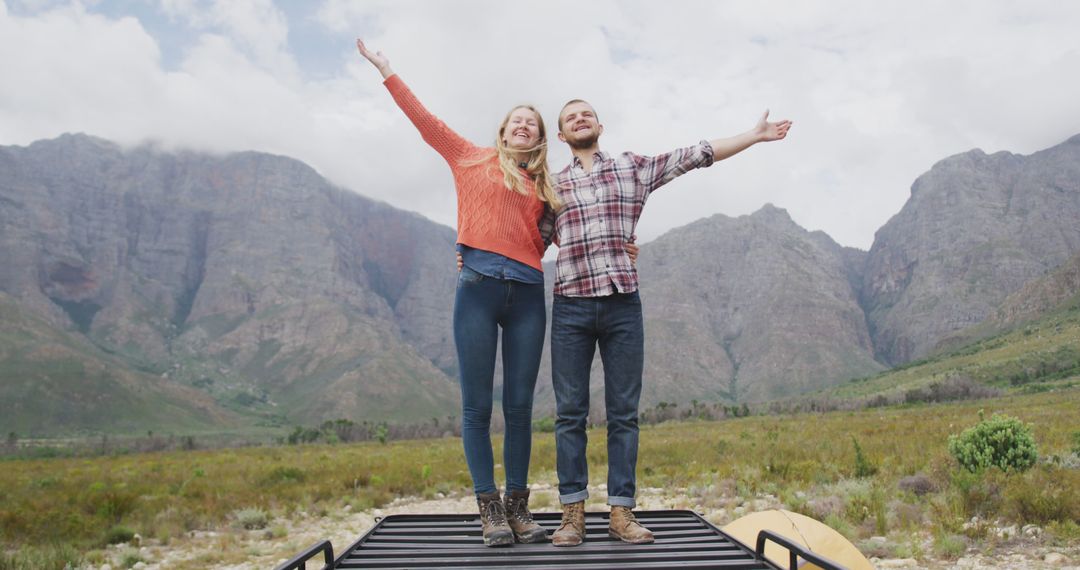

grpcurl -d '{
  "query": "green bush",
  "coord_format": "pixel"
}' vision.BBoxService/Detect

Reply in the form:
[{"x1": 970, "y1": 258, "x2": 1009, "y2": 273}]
[
  {"x1": 1071, "y1": 430, "x2": 1080, "y2": 456},
  {"x1": 852, "y1": 437, "x2": 878, "y2": 478},
  {"x1": 947, "y1": 413, "x2": 1038, "y2": 473},
  {"x1": 103, "y1": 525, "x2": 135, "y2": 545}
]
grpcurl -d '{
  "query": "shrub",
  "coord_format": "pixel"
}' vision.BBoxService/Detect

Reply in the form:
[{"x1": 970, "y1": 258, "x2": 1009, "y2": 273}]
[
  {"x1": 947, "y1": 412, "x2": 1038, "y2": 473},
  {"x1": 889, "y1": 500, "x2": 924, "y2": 530},
  {"x1": 103, "y1": 525, "x2": 136, "y2": 545},
  {"x1": 1004, "y1": 467, "x2": 1080, "y2": 525},
  {"x1": 933, "y1": 532, "x2": 967, "y2": 559},
  {"x1": 233, "y1": 508, "x2": 269, "y2": 530},
  {"x1": 852, "y1": 437, "x2": 877, "y2": 478},
  {"x1": 950, "y1": 469, "x2": 1004, "y2": 519},
  {"x1": 118, "y1": 547, "x2": 144, "y2": 569},
  {"x1": 1071, "y1": 430, "x2": 1080, "y2": 456},
  {"x1": 261, "y1": 466, "x2": 307, "y2": 486},
  {"x1": 898, "y1": 474, "x2": 935, "y2": 496},
  {"x1": 84, "y1": 484, "x2": 139, "y2": 524},
  {"x1": 807, "y1": 496, "x2": 844, "y2": 520}
]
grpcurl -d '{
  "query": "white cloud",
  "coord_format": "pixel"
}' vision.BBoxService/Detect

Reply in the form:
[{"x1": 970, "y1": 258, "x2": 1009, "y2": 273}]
[{"x1": 2, "y1": 0, "x2": 1079, "y2": 251}]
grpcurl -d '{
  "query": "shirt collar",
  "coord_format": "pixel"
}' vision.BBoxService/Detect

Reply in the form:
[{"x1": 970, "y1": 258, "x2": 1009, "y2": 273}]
[{"x1": 571, "y1": 150, "x2": 610, "y2": 170}]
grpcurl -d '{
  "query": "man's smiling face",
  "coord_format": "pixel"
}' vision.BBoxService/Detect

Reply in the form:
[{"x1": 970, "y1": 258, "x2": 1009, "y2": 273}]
[{"x1": 558, "y1": 101, "x2": 603, "y2": 150}]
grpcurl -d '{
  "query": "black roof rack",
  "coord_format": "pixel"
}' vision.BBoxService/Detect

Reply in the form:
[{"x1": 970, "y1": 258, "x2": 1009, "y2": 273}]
[{"x1": 275, "y1": 509, "x2": 848, "y2": 570}]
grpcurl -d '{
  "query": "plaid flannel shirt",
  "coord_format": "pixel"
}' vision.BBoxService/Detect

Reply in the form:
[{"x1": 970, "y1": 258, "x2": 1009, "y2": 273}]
[{"x1": 551, "y1": 141, "x2": 715, "y2": 297}]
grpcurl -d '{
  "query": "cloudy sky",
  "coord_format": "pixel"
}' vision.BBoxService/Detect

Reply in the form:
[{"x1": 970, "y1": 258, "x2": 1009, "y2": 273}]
[{"x1": 2, "y1": 1, "x2": 1078, "y2": 250}]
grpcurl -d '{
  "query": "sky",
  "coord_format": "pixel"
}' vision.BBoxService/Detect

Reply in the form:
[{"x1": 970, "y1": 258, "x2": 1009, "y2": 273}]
[{"x1": 1, "y1": 1, "x2": 1078, "y2": 251}]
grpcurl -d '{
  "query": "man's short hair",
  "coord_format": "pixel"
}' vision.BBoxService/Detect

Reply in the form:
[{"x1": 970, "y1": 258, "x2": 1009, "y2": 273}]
[{"x1": 558, "y1": 99, "x2": 596, "y2": 131}]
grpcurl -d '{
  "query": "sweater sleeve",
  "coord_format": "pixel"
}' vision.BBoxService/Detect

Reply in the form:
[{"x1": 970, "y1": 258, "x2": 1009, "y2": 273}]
[{"x1": 384, "y1": 74, "x2": 477, "y2": 165}]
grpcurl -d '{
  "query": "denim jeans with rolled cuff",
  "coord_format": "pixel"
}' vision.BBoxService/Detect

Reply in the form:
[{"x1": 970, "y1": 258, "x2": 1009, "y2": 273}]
[
  {"x1": 454, "y1": 265, "x2": 546, "y2": 496},
  {"x1": 551, "y1": 290, "x2": 644, "y2": 508}
]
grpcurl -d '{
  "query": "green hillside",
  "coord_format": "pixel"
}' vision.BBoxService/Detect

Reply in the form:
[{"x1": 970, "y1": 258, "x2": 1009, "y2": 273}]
[
  {"x1": 830, "y1": 296, "x2": 1080, "y2": 400},
  {"x1": 0, "y1": 294, "x2": 240, "y2": 436}
]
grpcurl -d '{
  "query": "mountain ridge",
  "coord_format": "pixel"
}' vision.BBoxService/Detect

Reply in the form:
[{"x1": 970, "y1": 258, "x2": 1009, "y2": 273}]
[{"x1": 2, "y1": 132, "x2": 1078, "y2": 435}]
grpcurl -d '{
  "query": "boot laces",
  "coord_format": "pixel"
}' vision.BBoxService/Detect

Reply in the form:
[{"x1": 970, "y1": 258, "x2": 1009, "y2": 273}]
[
  {"x1": 508, "y1": 495, "x2": 535, "y2": 524},
  {"x1": 484, "y1": 498, "x2": 508, "y2": 527},
  {"x1": 616, "y1": 507, "x2": 641, "y2": 528},
  {"x1": 559, "y1": 502, "x2": 583, "y2": 530}
]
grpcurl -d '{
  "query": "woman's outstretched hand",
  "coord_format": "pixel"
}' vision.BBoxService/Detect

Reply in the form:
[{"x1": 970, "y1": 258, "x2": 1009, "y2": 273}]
[
  {"x1": 356, "y1": 39, "x2": 394, "y2": 79},
  {"x1": 754, "y1": 110, "x2": 791, "y2": 143}
]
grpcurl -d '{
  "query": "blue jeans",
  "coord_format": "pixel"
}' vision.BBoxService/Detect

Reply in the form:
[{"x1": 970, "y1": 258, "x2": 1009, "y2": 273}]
[
  {"x1": 453, "y1": 266, "x2": 546, "y2": 495},
  {"x1": 551, "y1": 291, "x2": 644, "y2": 508}
]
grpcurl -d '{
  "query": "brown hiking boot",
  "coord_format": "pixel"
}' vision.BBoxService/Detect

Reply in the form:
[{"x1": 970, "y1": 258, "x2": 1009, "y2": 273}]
[
  {"x1": 609, "y1": 506, "x2": 654, "y2": 544},
  {"x1": 504, "y1": 489, "x2": 547, "y2": 543},
  {"x1": 551, "y1": 500, "x2": 586, "y2": 547},
  {"x1": 477, "y1": 491, "x2": 514, "y2": 547}
]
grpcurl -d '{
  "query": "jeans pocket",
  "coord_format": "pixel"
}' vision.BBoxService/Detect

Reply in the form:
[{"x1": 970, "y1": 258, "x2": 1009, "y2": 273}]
[{"x1": 458, "y1": 265, "x2": 485, "y2": 285}]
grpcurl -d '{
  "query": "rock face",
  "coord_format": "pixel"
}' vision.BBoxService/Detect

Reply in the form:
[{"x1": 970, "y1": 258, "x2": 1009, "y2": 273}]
[
  {"x1": 862, "y1": 136, "x2": 1080, "y2": 365},
  {"x1": 3, "y1": 132, "x2": 1080, "y2": 434},
  {"x1": 0, "y1": 134, "x2": 461, "y2": 433},
  {"x1": 938, "y1": 250, "x2": 1080, "y2": 351},
  {"x1": 634, "y1": 205, "x2": 883, "y2": 403}
]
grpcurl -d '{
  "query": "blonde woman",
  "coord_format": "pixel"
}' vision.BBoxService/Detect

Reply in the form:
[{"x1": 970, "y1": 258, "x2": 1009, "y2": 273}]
[{"x1": 356, "y1": 39, "x2": 557, "y2": 547}]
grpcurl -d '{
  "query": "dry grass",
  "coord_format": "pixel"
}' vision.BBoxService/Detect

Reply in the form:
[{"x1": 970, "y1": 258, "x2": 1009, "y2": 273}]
[{"x1": 1, "y1": 386, "x2": 1077, "y2": 567}]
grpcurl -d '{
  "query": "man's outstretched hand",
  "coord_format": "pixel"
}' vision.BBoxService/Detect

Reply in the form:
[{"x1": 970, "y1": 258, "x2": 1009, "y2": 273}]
[{"x1": 755, "y1": 110, "x2": 791, "y2": 143}]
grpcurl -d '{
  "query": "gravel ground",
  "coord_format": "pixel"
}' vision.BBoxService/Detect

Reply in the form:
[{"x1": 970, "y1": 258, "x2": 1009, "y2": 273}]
[{"x1": 94, "y1": 483, "x2": 1079, "y2": 570}]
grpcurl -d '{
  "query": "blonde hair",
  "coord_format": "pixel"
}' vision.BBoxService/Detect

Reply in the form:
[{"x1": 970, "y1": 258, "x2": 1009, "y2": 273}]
[{"x1": 463, "y1": 105, "x2": 561, "y2": 209}]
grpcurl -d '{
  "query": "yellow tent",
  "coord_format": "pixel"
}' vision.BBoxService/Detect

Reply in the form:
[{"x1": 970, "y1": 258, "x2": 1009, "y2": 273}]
[{"x1": 722, "y1": 509, "x2": 874, "y2": 570}]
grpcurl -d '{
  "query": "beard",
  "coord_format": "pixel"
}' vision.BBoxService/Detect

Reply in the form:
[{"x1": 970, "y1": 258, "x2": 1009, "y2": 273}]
[{"x1": 564, "y1": 129, "x2": 600, "y2": 150}]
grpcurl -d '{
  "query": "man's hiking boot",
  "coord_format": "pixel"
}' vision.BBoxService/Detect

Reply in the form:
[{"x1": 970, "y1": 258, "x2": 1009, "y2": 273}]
[
  {"x1": 551, "y1": 500, "x2": 586, "y2": 547},
  {"x1": 504, "y1": 489, "x2": 548, "y2": 543},
  {"x1": 477, "y1": 491, "x2": 514, "y2": 547},
  {"x1": 608, "y1": 506, "x2": 654, "y2": 544}
]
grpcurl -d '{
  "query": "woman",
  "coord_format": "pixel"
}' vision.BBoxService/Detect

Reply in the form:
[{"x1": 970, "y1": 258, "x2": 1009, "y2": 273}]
[{"x1": 356, "y1": 39, "x2": 555, "y2": 547}]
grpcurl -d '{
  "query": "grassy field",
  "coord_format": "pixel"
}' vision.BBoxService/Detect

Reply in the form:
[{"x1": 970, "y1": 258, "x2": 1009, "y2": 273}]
[{"x1": 2, "y1": 384, "x2": 1078, "y2": 568}]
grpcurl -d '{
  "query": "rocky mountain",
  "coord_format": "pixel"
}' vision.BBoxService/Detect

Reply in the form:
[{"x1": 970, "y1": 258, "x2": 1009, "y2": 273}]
[
  {"x1": 861, "y1": 135, "x2": 1080, "y2": 365},
  {"x1": 0, "y1": 134, "x2": 461, "y2": 434},
  {"x1": 530, "y1": 206, "x2": 883, "y2": 412},
  {"x1": 984, "y1": 250, "x2": 1080, "y2": 324},
  {"x1": 936, "y1": 250, "x2": 1080, "y2": 352},
  {"x1": 629, "y1": 205, "x2": 883, "y2": 403},
  {"x1": 2, "y1": 132, "x2": 1079, "y2": 435}
]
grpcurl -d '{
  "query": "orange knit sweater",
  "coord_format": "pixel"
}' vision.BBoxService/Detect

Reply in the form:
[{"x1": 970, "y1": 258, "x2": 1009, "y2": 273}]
[{"x1": 384, "y1": 75, "x2": 547, "y2": 270}]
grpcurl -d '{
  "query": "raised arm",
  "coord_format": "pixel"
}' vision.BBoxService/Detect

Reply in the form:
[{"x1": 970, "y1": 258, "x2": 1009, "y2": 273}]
[
  {"x1": 357, "y1": 39, "x2": 395, "y2": 80},
  {"x1": 634, "y1": 111, "x2": 793, "y2": 196},
  {"x1": 355, "y1": 38, "x2": 475, "y2": 164},
  {"x1": 709, "y1": 110, "x2": 791, "y2": 162}
]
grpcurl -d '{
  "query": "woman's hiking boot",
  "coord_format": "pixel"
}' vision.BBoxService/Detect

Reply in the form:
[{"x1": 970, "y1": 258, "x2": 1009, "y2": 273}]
[
  {"x1": 503, "y1": 489, "x2": 547, "y2": 543},
  {"x1": 477, "y1": 491, "x2": 514, "y2": 547},
  {"x1": 551, "y1": 500, "x2": 586, "y2": 547},
  {"x1": 608, "y1": 506, "x2": 654, "y2": 544}
]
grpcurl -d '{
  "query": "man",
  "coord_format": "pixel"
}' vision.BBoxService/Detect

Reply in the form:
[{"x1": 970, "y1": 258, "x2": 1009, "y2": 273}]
[{"x1": 548, "y1": 100, "x2": 791, "y2": 547}]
